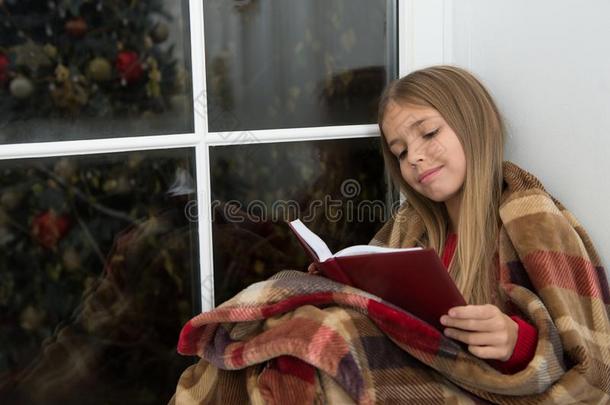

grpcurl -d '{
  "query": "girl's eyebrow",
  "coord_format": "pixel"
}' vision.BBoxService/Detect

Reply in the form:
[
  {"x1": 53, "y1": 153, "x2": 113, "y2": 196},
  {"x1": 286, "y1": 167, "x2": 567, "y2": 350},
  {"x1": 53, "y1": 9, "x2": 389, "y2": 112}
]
[
  {"x1": 388, "y1": 138, "x2": 403, "y2": 147},
  {"x1": 406, "y1": 114, "x2": 441, "y2": 129},
  {"x1": 387, "y1": 116, "x2": 437, "y2": 147}
]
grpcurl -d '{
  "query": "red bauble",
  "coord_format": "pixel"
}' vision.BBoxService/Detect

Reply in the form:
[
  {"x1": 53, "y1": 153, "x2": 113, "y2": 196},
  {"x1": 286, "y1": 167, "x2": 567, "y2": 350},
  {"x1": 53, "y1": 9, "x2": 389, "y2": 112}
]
[
  {"x1": 0, "y1": 53, "x2": 9, "y2": 85},
  {"x1": 31, "y1": 210, "x2": 72, "y2": 249},
  {"x1": 65, "y1": 17, "x2": 88, "y2": 38},
  {"x1": 115, "y1": 51, "x2": 143, "y2": 85}
]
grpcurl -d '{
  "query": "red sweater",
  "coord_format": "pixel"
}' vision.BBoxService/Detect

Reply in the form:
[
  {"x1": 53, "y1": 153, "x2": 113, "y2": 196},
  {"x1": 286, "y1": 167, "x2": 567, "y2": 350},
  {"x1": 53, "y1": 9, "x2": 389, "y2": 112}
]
[{"x1": 442, "y1": 233, "x2": 537, "y2": 374}]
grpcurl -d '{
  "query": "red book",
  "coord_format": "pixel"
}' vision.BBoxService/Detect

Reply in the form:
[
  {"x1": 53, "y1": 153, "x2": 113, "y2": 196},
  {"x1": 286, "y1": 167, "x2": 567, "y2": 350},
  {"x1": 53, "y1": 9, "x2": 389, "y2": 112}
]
[{"x1": 288, "y1": 219, "x2": 467, "y2": 330}]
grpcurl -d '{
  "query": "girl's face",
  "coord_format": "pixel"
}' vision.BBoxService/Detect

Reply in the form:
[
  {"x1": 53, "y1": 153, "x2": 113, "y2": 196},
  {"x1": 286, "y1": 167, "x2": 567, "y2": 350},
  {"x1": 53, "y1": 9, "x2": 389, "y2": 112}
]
[{"x1": 382, "y1": 101, "x2": 467, "y2": 204}]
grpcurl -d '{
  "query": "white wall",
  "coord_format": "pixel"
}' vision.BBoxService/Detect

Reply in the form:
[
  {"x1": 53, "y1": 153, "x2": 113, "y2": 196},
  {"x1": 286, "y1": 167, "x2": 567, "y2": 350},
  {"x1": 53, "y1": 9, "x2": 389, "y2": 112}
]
[{"x1": 406, "y1": 0, "x2": 609, "y2": 271}]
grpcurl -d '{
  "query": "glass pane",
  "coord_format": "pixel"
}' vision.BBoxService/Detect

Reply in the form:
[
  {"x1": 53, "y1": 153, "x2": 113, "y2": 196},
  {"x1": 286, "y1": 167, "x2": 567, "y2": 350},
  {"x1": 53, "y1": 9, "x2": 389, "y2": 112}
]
[
  {"x1": 0, "y1": 1, "x2": 193, "y2": 144},
  {"x1": 0, "y1": 149, "x2": 199, "y2": 404},
  {"x1": 209, "y1": 137, "x2": 396, "y2": 305},
  {"x1": 203, "y1": 0, "x2": 397, "y2": 132}
]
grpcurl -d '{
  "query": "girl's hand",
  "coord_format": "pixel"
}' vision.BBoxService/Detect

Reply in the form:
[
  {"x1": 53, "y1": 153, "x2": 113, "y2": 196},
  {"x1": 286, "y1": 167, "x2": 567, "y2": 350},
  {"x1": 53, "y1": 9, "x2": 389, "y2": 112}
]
[
  {"x1": 307, "y1": 263, "x2": 320, "y2": 275},
  {"x1": 440, "y1": 304, "x2": 518, "y2": 361}
]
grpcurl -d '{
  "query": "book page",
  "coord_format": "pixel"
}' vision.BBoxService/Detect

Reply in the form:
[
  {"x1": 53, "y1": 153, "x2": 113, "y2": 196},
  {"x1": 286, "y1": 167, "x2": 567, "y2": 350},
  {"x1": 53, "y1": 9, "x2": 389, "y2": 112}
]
[
  {"x1": 334, "y1": 245, "x2": 422, "y2": 258},
  {"x1": 289, "y1": 219, "x2": 334, "y2": 262}
]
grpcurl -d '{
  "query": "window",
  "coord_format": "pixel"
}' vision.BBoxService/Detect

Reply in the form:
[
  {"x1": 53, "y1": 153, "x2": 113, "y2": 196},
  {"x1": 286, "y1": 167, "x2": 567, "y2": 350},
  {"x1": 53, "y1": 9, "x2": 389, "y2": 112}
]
[{"x1": 0, "y1": 0, "x2": 449, "y2": 402}]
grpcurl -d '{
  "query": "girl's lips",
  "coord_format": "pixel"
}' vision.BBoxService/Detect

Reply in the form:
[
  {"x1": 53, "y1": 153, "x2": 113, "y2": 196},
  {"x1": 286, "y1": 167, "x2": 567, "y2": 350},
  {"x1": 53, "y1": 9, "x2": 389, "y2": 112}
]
[{"x1": 419, "y1": 166, "x2": 443, "y2": 183}]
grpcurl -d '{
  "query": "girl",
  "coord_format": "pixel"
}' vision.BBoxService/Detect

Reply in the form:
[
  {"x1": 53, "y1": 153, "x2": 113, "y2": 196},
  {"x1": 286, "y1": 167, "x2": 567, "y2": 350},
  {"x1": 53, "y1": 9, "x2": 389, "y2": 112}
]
[
  {"x1": 308, "y1": 65, "x2": 609, "y2": 375},
  {"x1": 377, "y1": 65, "x2": 532, "y2": 371}
]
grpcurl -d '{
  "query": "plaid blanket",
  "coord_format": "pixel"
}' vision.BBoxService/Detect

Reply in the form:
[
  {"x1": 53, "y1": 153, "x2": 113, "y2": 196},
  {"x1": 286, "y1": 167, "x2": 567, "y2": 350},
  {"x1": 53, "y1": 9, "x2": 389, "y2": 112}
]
[{"x1": 171, "y1": 161, "x2": 610, "y2": 404}]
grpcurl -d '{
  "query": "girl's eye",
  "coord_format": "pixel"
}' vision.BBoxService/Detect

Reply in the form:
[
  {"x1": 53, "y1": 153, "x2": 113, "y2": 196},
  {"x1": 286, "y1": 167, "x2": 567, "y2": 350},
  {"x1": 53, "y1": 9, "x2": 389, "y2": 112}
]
[
  {"x1": 396, "y1": 129, "x2": 438, "y2": 161},
  {"x1": 424, "y1": 129, "x2": 439, "y2": 138}
]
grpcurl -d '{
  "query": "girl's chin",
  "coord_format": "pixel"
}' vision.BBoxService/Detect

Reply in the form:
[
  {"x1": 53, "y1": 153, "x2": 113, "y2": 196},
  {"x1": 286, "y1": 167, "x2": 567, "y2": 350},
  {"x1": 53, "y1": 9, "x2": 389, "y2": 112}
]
[{"x1": 420, "y1": 190, "x2": 455, "y2": 203}]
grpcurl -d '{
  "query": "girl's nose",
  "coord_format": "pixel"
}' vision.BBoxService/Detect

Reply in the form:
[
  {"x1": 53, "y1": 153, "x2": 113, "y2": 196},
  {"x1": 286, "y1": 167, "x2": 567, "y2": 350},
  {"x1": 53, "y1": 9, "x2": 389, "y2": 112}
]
[{"x1": 406, "y1": 149, "x2": 425, "y2": 167}]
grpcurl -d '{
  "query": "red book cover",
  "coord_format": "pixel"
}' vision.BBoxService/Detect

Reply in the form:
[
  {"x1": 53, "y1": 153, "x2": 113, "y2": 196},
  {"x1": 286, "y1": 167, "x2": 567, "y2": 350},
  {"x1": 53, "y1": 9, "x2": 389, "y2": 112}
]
[{"x1": 288, "y1": 219, "x2": 466, "y2": 330}]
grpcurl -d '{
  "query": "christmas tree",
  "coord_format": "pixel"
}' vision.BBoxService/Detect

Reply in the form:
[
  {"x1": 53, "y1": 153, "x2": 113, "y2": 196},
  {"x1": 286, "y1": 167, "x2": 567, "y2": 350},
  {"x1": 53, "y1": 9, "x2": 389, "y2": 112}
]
[{"x1": 0, "y1": 0, "x2": 190, "y2": 141}]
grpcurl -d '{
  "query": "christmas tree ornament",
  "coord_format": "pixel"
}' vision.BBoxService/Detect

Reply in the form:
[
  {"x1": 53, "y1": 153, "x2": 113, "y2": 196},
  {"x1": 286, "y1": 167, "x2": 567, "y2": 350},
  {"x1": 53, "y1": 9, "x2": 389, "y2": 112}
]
[
  {"x1": 115, "y1": 175, "x2": 131, "y2": 194},
  {"x1": 87, "y1": 57, "x2": 112, "y2": 82},
  {"x1": 43, "y1": 43, "x2": 58, "y2": 59},
  {"x1": 65, "y1": 17, "x2": 88, "y2": 38},
  {"x1": 115, "y1": 51, "x2": 143, "y2": 85},
  {"x1": 51, "y1": 64, "x2": 89, "y2": 113},
  {"x1": 9, "y1": 76, "x2": 34, "y2": 99},
  {"x1": 54, "y1": 64, "x2": 70, "y2": 82},
  {"x1": 62, "y1": 247, "x2": 81, "y2": 271},
  {"x1": 0, "y1": 189, "x2": 24, "y2": 210},
  {"x1": 128, "y1": 152, "x2": 144, "y2": 169},
  {"x1": 20, "y1": 306, "x2": 45, "y2": 331},
  {"x1": 31, "y1": 210, "x2": 72, "y2": 249},
  {"x1": 53, "y1": 158, "x2": 77, "y2": 181},
  {"x1": 144, "y1": 35, "x2": 154, "y2": 49},
  {"x1": 0, "y1": 52, "x2": 9, "y2": 85},
  {"x1": 102, "y1": 178, "x2": 117, "y2": 192},
  {"x1": 151, "y1": 22, "x2": 169, "y2": 43},
  {"x1": 12, "y1": 40, "x2": 53, "y2": 71}
]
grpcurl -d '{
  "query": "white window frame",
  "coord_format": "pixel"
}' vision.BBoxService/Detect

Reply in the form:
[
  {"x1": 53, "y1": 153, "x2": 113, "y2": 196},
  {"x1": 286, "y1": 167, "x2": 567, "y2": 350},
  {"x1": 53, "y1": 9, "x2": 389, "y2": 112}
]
[{"x1": 0, "y1": 0, "x2": 449, "y2": 311}]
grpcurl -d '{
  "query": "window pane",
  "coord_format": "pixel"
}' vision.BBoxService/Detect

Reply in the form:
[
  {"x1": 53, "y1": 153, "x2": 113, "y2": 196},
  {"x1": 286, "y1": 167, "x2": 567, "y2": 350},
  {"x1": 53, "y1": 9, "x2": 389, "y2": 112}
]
[
  {"x1": 0, "y1": 149, "x2": 199, "y2": 404},
  {"x1": 203, "y1": 0, "x2": 397, "y2": 132},
  {"x1": 0, "y1": 1, "x2": 193, "y2": 144},
  {"x1": 209, "y1": 137, "x2": 396, "y2": 305}
]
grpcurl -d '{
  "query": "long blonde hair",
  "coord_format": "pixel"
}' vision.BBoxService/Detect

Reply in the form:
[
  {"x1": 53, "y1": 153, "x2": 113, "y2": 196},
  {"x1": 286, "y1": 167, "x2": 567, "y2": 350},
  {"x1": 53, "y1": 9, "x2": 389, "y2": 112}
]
[{"x1": 378, "y1": 65, "x2": 505, "y2": 305}]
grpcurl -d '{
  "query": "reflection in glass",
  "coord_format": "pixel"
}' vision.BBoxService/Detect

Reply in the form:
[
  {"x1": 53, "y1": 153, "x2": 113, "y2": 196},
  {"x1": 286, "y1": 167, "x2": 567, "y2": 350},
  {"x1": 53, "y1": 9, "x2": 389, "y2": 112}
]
[
  {"x1": 204, "y1": 0, "x2": 397, "y2": 131},
  {"x1": 0, "y1": 1, "x2": 193, "y2": 143},
  {"x1": 209, "y1": 137, "x2": 396, "y2": 305},
  {"x1": 0, "y1": 149, "x2": 199, "y2": 404}
]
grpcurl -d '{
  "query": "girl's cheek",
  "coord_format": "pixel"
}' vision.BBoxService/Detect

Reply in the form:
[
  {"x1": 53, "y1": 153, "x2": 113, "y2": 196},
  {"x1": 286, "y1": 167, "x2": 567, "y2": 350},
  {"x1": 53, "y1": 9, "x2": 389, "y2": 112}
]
[{"x1": 401, "y1": 169, "x2": 417, "y2": 187}]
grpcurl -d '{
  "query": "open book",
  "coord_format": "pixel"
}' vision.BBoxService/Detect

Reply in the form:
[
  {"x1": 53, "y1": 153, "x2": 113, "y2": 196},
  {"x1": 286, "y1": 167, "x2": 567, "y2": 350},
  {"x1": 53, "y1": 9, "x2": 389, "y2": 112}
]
[
  {"x1": 288, "y1": 219, "x2": 466, "y2": 330},
  {"x1": 288, "y1": 219, "x2": 423, "y2": 261}
]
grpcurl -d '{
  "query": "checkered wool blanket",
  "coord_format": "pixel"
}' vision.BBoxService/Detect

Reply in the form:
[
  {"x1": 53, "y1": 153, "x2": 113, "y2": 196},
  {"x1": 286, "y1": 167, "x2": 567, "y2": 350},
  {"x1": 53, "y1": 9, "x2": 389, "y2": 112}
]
[{"x1": 171, "y1": 161, "x2": 610, "y2": 404}]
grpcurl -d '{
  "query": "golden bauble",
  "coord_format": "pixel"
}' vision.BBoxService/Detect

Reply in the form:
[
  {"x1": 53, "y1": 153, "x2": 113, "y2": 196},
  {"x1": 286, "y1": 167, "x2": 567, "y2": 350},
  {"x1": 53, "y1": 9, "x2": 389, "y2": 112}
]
[{"x1": 87, "y1": 57, "x2": 112, "y2": 82}]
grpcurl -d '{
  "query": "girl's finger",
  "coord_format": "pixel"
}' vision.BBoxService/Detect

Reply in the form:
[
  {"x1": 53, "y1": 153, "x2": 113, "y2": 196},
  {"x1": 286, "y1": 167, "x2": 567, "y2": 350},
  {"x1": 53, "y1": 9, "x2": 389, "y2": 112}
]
[
  {"x1": 443, "y1": 328, "x2": 505, "y2": 346},
  {"x1": 467, "y1": 345, "x2": 507, "y2": 360},
  {"x1": 307, "y1": 263, "x2": 319, "y2": 274},
  {"x1": 447, "y1": 304, "x2": 499, "y2": 320},
  {"x1": 440, "y1": 315, "x2": 503, "y2": 332}
]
